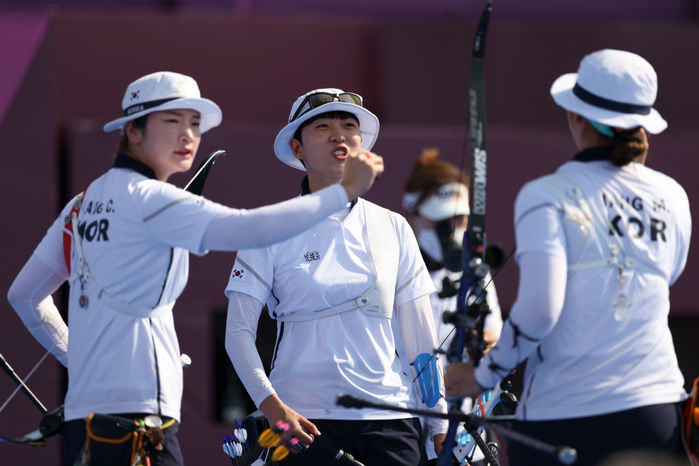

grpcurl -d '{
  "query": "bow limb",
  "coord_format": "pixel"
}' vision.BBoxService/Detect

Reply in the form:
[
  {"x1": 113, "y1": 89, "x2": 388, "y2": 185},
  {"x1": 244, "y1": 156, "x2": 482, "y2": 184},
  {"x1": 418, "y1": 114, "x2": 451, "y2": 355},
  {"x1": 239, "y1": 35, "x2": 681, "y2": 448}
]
[
  {"x1": 184, "y1": 149, "x2": 226, "y2": 194},
  {"x1": 0, "y1": 354, "x2": 62, "y2": 447},
  {"x1": 0, "y1": 404, "x2": 63, "y2": 446},
  {"x1": 0, "y1": 347, "x2": 55, "y2": 418},
  {"x1": 437, "y1": 3, "x2": 493, "y2": 465},
  {"x1": 0, "y1": 429, "x2": 48, "y2": 446}
]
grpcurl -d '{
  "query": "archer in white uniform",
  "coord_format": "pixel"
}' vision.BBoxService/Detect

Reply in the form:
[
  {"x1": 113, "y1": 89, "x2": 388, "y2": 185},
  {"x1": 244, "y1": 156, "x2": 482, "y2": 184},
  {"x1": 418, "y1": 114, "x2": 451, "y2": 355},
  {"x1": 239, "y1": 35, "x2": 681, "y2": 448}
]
[
  {"x1": 225, "y1": 88, "x2": 448, "y2": 465},
  {"x1": 402, "y1": 148, "x2": 503, "y2": 463},
  {"x1": 444, "y1": 50, "x2": 691, "y2": 466},
  {"x1": 7, "y1": 73, "x2": 382, "y2": 466}
]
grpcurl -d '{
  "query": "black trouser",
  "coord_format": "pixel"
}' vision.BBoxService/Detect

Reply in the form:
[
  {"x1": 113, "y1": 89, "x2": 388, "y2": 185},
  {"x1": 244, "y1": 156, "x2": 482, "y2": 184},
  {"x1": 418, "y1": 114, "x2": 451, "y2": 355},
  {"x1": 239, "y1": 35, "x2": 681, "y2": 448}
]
[
  {"x1": 507, "y1": 402, "x2": 688, "y2": 466},
  {"x1": 61, "y1": 414, "x2": 184, "y2": 466},
  {"x1": 280, "y1": 417, "x2": 428, "y2": 466}
]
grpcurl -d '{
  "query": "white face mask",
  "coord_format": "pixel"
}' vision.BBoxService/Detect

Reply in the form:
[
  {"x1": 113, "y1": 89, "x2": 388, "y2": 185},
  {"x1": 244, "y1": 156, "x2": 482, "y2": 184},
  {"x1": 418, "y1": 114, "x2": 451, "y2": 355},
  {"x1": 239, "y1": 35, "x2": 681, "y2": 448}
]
[
  {"x1": 417, "y1": 227, "x2": 466, "y2": 266},
  {"x1": 417, "y1": 228, "x2": 443, "y2": 263}
]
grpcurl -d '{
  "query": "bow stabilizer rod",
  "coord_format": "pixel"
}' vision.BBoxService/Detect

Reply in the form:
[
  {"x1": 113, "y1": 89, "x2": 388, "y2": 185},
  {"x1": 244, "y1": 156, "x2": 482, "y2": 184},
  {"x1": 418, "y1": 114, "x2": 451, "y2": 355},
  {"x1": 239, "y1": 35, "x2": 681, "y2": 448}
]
[{"x1": 337, "y1": 394, "x2": 576, "y2": 464}]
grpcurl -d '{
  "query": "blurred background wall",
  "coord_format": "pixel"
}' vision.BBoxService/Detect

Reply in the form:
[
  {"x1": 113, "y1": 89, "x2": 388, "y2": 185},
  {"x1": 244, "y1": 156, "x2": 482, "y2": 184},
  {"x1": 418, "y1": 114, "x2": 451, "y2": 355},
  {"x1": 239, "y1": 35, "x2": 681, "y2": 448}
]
[{"x1": 1, "y1": 1, "x2": 698, "y2": 464}]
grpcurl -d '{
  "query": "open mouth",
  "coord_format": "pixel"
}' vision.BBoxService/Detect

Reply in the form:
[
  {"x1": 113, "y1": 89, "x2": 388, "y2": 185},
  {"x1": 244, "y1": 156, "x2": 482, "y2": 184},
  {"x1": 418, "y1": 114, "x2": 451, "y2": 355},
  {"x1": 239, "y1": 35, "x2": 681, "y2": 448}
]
[
  {"x1": 175, "y1": 149, "x2": 192, "y2": 158},
  {"x1": 332, "y1": 147, "x2": 348, "y2": 160}
]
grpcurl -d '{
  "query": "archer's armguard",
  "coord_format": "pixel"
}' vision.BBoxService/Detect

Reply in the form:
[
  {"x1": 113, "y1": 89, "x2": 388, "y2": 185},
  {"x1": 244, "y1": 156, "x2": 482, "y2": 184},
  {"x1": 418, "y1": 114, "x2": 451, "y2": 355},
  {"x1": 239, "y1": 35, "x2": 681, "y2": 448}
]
[{"x1": 412, "y1": 353, "x2": 444, "y2": 408}]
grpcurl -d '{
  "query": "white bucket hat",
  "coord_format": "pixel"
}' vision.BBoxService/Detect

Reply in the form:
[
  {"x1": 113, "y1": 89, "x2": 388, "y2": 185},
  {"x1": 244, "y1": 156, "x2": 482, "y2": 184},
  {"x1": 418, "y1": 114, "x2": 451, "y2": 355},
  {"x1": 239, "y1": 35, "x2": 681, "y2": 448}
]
[
  {"x1": 103, "y1": 71, "x2": 222, "y2": 134},
  {"x1": 403, "y1": 182, "x2": 470, "y2": 222},
  {"x1": 273, "y1": 88, "x2": 380, "y2": 171},
  {"x1": 550, "y1": 49, "x2": 667, "y2": 134}
]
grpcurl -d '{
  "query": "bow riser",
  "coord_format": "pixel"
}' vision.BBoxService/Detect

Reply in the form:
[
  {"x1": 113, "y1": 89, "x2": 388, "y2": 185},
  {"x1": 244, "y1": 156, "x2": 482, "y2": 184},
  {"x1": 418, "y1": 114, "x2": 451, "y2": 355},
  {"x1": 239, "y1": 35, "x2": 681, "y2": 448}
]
[{"x1": 437, "y1": 3, "x2": 493, "y2": 465}]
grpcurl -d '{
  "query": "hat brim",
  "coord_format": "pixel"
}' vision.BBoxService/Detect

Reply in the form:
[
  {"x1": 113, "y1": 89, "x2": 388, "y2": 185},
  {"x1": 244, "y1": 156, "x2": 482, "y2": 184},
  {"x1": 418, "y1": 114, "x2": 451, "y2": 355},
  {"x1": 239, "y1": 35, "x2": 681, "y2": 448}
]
[
  {"x1": 418, "y1": 198, "x2": 470, "y2": 222},
  {"x1": 103, "y1": 97, "x2": 222, "y2": 134},
  {"x1": 550, "y1": 73, "x2": 667, "y2": 135},
  {"x1": 273, "y1": 101, "x2": 380, "y2": 171}
]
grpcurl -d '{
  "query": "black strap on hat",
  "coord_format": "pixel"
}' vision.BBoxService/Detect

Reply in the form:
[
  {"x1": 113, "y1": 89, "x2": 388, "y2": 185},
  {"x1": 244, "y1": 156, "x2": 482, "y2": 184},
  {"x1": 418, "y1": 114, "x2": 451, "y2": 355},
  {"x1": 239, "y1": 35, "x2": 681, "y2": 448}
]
[
  {"x1": 123, "y1": 97, "x2": 180, "y2": 116},
  {"x1": 573, "y1": 83, "x2": 651, "y2": 115}
]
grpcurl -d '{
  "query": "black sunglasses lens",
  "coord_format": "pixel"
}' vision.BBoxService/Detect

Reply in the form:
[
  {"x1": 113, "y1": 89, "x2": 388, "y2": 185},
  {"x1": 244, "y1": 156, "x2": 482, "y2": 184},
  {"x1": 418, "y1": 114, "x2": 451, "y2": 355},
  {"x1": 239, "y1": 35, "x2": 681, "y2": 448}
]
[
  {"x1": 307, "y1": 93, "x2": 335, "y2": 109},
  {"x1": 339, "y1": 93, "x2": 362, "y2": 106},
  {"x1": 292, "y1": 91, "x2": 363, "y2": 122}
]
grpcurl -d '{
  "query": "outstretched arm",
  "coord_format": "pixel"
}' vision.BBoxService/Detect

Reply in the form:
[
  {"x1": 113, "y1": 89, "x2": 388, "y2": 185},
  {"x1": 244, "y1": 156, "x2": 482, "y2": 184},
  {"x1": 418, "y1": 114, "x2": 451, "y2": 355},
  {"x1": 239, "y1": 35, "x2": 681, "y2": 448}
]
[
  {"x1": 201, "y1": 151, "x2": 383, "y2": 252},
  {"x1": 202, "y1": 184, "x2": 348, "y2": 251}
]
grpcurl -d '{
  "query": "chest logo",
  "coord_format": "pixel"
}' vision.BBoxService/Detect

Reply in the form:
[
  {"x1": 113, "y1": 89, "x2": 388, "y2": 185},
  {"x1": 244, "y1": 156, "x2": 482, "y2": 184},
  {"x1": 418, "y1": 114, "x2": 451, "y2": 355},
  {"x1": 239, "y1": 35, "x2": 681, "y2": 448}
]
[{"x1": 304, "y1": 251, "x2": 321, "y2": 262}]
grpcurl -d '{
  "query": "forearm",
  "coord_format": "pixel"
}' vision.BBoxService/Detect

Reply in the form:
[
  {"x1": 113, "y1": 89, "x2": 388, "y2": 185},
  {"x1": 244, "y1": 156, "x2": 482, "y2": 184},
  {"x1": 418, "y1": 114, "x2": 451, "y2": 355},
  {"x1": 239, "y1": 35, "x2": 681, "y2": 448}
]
[
  {"x1": 396, "y1": 295, "x2": 448, "y2": 435},
  {"x1": 7, "y1": 253, "x2": 69, "y2": 366},
  {"x1": 201, "y1": 184, "x2": 347, "y2": 251},
  {"x1": 475, "y1": 251, "x2": 567, "y2": 388},
  {"x1": 483, "y1": 277, "x2": 503, "y2": 340},
  {"x1": 224, "y1": 292, "x2": 276, "y2": 407}
]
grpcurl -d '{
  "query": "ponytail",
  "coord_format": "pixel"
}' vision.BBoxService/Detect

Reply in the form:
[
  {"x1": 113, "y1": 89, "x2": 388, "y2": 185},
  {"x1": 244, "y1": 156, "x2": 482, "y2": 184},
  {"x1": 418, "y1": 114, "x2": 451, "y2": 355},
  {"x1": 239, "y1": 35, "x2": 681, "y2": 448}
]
[
  {"x1": 588, "y1": 119, "x2": 648, "y2": 166},
  {"x1": 610, "y1": 130, "x2": 648, "y2": 166}
]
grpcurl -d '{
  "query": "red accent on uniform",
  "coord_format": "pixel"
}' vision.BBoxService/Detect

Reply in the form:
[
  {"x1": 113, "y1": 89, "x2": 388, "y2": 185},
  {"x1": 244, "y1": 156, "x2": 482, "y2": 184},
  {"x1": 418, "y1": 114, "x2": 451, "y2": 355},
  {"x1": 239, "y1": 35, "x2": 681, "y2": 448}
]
[{"x1": 62, "y1": 190, "x2": 86, "y2": 275}]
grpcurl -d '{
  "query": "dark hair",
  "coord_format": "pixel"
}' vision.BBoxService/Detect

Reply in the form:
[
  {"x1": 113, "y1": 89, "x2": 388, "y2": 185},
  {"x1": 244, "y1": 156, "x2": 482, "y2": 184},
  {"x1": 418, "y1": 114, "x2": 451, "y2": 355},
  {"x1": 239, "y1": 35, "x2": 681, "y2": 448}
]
[
  {"x1": 610, "y1": 130, "x2": 649, "y2": 166},
  {"x1": 404, "y1": 148, "x2": 468, "y2": 211},
  {"x1": 291, "y1": 111, "x2": 358, "y2": 144},
  {"x1": 116, "y1": 114, "x2": 148, "y2": 155}
]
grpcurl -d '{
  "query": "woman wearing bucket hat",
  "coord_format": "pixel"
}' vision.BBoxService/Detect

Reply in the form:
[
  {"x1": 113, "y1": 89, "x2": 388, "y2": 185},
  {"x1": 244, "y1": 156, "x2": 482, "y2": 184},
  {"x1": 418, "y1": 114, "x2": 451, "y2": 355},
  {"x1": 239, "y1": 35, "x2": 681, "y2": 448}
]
[
  {"x1": 402, "y1": 148, "x2": 503, "y2": 463},
  {"x1": 7, "y1": 73, "x2": 382, "y2": 466},
  {"x1": 444, "y1": 49, "x2": 691, "y2": 465},
  {"x1": 224, "y1": 88, "x2": 448, "y2": 465}
]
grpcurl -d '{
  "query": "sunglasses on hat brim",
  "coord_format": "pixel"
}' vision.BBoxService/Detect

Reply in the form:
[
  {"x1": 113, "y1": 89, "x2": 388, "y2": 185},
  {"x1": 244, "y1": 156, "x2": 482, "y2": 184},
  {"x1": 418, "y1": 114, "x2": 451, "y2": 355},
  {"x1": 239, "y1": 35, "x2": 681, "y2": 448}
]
[{"x1": 291, "y1": 92, "x2": 363, "y2": 123}]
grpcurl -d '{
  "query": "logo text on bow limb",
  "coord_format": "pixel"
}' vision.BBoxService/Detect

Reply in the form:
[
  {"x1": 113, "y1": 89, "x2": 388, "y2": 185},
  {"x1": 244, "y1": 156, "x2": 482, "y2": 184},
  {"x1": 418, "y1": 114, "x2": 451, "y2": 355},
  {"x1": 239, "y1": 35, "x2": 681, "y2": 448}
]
[
  {"x1": 304, "y1": 251, "x2": 321, "y2": 262},
  {"x1": 231, "y1": 268, "x2": 245, "y2": 279},
  {"x1": 469, "y1": 90, "x2": 484, "y2": 147},
  {"x1": 472, "y1": 148, "x2": 487, "y2": 216}
]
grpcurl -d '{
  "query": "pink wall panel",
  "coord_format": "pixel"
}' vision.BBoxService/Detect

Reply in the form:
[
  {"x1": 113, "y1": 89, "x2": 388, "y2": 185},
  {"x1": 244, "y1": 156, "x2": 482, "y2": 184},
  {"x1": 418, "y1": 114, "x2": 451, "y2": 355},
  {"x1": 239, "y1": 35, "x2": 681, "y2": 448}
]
[
  {"x1": 2, "y1": 9, "x2": 699, "y2": 465},
  {"x1": 377, "y1": 19, "x2": 699, "y2": 127},
  {"x1": 0, "y1": 19, "x2": 61, "y2": 465},
  {"x1": 0, "y1": 12, "x2": 49, "y2": 125},
  {"x1": 244, "y1": 0, "x2": 695, "y2": 19},
  {"x1": 50, "y1": 11, "x2": 376, "y2": 128},
  {"x1": 1, "y1": 0, "x2": 696, "y2": 17}
]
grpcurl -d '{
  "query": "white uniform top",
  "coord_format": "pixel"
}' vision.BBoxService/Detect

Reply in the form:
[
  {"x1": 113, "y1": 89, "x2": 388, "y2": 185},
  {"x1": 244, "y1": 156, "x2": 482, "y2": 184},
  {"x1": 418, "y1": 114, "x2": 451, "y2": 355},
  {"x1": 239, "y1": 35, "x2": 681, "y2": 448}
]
[
  {"x1": 476, "y1": 148, "x2": 691, "y2": 420},
  {"x1": 29, "y1": 156, "x2": 349, "y2": 422},
  {"x1": 225, "y1": 197, "x2": 441, "y2": 421}
]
